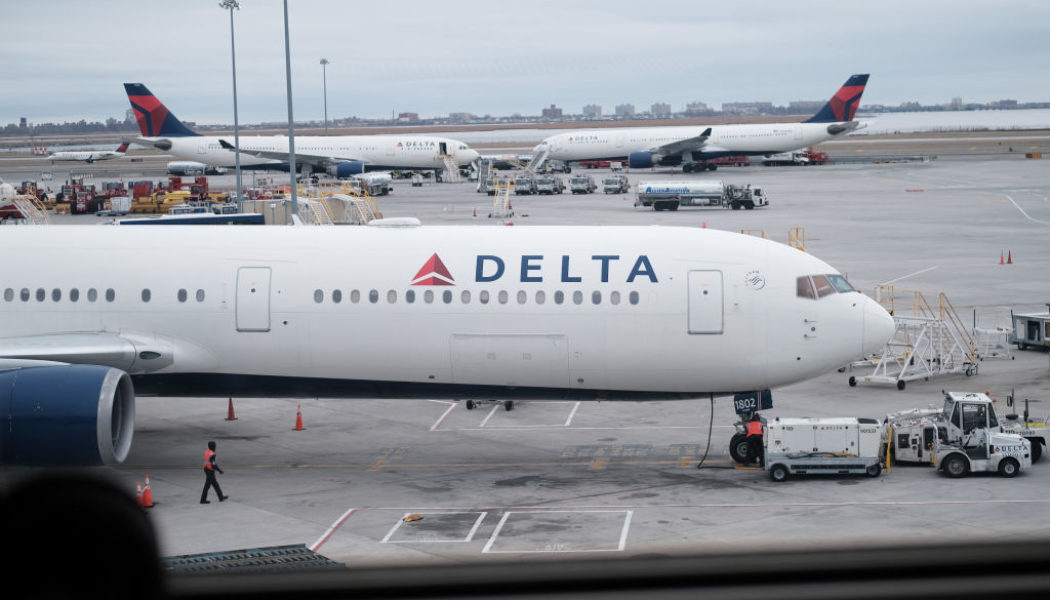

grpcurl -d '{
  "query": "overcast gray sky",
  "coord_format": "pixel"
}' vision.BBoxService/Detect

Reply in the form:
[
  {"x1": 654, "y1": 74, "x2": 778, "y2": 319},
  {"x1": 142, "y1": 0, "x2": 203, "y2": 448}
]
[{"x1": 2, "y1": 0, "x2": 1047, "y2": 125}]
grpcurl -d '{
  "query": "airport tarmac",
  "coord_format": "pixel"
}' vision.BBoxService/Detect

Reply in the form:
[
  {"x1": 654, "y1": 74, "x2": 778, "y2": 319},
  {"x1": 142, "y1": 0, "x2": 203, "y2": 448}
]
[{"x1": 3, "y1": 141, "x2": 1050, "y2": 569}]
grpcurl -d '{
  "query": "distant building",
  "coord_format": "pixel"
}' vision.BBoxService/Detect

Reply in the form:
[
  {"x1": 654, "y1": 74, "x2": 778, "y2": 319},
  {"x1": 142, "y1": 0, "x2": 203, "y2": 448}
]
[
  {"x1": 582, "y1": 104, "x2": 602, "y2": 119},
  {"x1": 448, "y1": 112, "x2": 473, "y2": 123},
  {"x1": 615, "y1": 103, "x2": 635, "y2": 118},
  {"x1": 722, "y1": 102, "x2": 774, "y2": 115},
  {"x1": 19, "y1": 117, "x2": 27, "y2": 129},
  {"x1": 988, "y1": 99, "x2": 1018, "y2": 109},
  {"x1": 397, "y1": 112, "x2": 420, "y2": 122},
  {"x1": 950, "y1": 97, "x2": 964, "y2": 110},
  {"x1": 541, "y1": 104, "x2": 563, "y2": 119},
  {"x1": 787, "y1": 100, "x2": 824, "y2": 115},
  {"x1": 683, "y1": 101, "x2": 710, "y2": 115},
  {"x1": 650, "y1": 102, "x2": 672, "y2": 118}
]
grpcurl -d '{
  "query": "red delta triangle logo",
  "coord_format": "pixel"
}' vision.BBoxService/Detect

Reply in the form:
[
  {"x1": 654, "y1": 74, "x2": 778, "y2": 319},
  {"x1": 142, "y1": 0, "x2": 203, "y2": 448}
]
[{"x1": 411, "y1": 253, "x2": 455, "y2": 286}]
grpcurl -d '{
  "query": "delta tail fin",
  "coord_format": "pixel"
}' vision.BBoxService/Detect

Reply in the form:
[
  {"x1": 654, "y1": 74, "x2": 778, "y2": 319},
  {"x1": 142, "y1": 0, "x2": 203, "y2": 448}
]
[
  {"x1": 115, "y1": 142, "x2": 130, "y2": 153},
  {"x1": 803, "y1": 74, "x2": 869, "y2": 123},
  {"x1": 123, "y1": 83, "x2": 200, "y2": 137}
]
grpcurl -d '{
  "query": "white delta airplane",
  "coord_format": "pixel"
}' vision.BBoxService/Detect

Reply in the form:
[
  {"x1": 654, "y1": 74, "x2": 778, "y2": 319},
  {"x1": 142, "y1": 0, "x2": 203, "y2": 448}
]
[
  {"x1": 0, "y1": 223, "x2": 894, "y2": 466},
  {"x1": 123, "y1": 83, "x2": 480, "y2": 177},
  {"x1": 531, "y1": 74, "x2": 869, "y2": 172},
  {"x1": 48, "y1": 142, "x2": 130, "y2": 164}
]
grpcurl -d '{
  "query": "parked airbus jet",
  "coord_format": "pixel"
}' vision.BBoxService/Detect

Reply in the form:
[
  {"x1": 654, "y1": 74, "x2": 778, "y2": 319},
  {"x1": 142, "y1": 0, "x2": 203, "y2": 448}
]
[
  {"x1": 48, "y1": 142, "x2": 129, "y2": 164},
  {"x1": 0, "y1": 223, "x2": 894, "y2": 466},
  {"x1": 124, "y1": 83, "x2": 480, "y2": 177},
  {"x1": 531, "y1": 74, "x2": 869, "y2": 172}
]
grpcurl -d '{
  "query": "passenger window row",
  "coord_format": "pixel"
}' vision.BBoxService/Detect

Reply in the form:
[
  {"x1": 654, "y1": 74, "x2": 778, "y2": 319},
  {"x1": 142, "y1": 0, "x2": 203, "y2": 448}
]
[
  {"x1": 2, "y1": 287, "x2": 206, "y2": 304},
  {"x1": 313, "y1": 288, "x2": 642, "y2": 307}
]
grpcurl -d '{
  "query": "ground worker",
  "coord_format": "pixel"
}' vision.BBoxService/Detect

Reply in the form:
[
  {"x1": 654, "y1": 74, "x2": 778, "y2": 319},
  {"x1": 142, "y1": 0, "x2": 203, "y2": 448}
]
[
  {"x1": 200, "y1": 440, "x2": 228, "y2": 504},
  {"x1": 745, "y1": 415, "x2": 764, "y2": 465}
]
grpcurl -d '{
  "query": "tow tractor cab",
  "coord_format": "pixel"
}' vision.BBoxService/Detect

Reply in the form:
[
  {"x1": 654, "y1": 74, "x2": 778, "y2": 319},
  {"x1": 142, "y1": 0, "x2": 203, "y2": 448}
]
[{"x1": 885, "y1": 392, "x2": 1032, "y2": 478}]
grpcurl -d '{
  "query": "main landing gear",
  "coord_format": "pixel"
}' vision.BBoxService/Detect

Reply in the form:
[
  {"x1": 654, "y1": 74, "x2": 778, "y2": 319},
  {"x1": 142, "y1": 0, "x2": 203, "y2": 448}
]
[{"x1": 463, "y1": 399, "x2": 515, "y2": 411}]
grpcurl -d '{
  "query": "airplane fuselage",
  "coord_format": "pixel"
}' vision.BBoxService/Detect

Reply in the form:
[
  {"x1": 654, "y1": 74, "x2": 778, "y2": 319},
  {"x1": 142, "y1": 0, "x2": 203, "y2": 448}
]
[
  {"x1": 540, "y1": 121, "x2": 849, "y2": 163},
  {"x1": 0, "y1": 225, "x2": 892, "y2": 399},
  {"x1": 48, "y1": 151, "x2": 124, "y2": 163},
  {"x1": 143, "y1": 134, "x2": 478, "y2": 172}
]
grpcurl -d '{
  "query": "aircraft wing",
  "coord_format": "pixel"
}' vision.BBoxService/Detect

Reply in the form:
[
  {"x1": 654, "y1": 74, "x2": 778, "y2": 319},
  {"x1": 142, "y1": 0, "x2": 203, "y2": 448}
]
[
  {"x1": 218, "y1": 139, "x2": 369, "y2": 170},
  {"x1": 647, "y1": 127, "x2": 712, "y2": 156},
  {"x1": 0, "y1": 332, "x2": 215, "y2": 373}
]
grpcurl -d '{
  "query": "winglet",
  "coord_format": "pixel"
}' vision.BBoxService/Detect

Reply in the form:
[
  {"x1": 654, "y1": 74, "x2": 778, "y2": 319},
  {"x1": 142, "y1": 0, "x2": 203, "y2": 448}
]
[
  {"x1": 803, "y1": 74, "x2": 869, "y2": 124},
  {"x1": 123, "y1": 83, "x2": 200, "y2": 138}
]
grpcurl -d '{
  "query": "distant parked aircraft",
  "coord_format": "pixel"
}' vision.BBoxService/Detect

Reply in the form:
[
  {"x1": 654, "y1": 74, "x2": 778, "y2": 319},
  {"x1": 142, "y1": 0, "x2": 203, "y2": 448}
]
[{"x1": 531, "y1": 74, "x2": 869, "y2": 172}]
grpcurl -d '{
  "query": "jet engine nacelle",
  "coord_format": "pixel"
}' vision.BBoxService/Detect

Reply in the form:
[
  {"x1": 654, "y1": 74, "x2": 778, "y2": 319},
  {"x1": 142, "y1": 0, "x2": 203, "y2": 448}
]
[
  {"x1": 327, "y1": 161, "x2": 366, "y2": 178},
  {"x1": 628, "y1": 152, "x2": 656, "y2": 169},
  {"x1": 0, "y1": 365, "x2": 135, "y2": 466}
]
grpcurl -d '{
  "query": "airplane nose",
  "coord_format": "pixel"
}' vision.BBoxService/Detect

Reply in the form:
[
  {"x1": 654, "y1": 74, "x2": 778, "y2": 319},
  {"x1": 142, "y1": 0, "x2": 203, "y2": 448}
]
[{"x1": 861, "y1": 296, "x2": 895, "y2": 356}]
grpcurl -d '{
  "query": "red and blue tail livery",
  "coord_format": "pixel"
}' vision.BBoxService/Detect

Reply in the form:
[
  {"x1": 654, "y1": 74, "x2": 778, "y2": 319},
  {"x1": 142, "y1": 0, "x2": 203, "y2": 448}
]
[
  {"x1": 804, "y1": 74, "x2": 869, "y2": 124},
  {"x1": 123, "y1": 83, "x2": 200, "y2": 138}
]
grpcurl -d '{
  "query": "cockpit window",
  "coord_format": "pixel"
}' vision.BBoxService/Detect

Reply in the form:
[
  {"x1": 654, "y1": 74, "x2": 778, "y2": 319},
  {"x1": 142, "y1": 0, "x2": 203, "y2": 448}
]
[
  {"x1": 827, "y1": 274, "x2": 856, "y2": 293},
  {"x1": 796, "y1": 276, "x2": 816, "y2": 299},
  {"x1": 797, "y1": 274, "x2": 856, "y2": 299},
  {"x1": 811, "y1": 275, "x2": 835, "y2": 298}
]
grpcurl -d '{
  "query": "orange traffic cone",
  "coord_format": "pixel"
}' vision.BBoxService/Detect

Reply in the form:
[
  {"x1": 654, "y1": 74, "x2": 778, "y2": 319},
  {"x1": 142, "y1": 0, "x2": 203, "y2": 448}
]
[
  {"x1": 294, "y1": 404, "x2": 305, "y2": 431},
  {"x1": 1000, "y1": 251, "x2": 1004, "y2": 265},
  {"x1": 702, "y1": 221, "x2": 707, "y2": 228},
  {"x1": 1007, "y1": 250, "x2": 1013, "y2": 264},
  {"x1": 142, "y1": 475, "x2": 154, "y2": 508},
  {"x1": 472, "y1": 207, "x2": 477, "y2": 218},
  {"x1": 136, "y1": 482, "x2": 144, "y2": 507},
  {"x1": 225, "y1": 397, "x2": 237, "y2": 421}
]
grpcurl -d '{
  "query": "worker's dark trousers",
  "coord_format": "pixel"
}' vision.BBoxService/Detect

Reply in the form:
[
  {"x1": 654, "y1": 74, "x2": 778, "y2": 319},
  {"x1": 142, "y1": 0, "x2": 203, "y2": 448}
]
[{"x1": 201, "y1": 469, "x2": 224, "y2": 502}]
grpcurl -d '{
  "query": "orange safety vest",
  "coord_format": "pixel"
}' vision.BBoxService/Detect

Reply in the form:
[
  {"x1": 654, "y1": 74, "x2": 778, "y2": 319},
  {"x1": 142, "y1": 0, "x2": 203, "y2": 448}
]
[
  {"x1": 746, "y1": 421, "x2": 763, "y2": 437},
  {"x1": 203, "y1": 449, "x2": 215, "y2": 470}
]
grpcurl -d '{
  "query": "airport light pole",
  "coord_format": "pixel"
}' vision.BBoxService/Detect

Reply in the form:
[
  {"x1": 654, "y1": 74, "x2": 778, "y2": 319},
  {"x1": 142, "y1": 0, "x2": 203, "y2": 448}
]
[
  {"x1": 219, "y1": 0, "x2": 243, "y2": 211},
  {"x1": 283, "y1": 0, "x2": 298, "y2": 217},
  {"x1": 320, "y1": 58, "x2": 329, "y2": 135}
]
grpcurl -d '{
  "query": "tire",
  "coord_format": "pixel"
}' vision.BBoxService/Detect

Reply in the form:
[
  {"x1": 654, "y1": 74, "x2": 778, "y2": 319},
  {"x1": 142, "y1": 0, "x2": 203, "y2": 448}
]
[
  {"x1": 744, "y1": 201, "x2": 754, "y2": 210},
  {"x1": 730, "y1": 201, "x2": 741, "y2": 210},
  {"x1": 465, "y1": 399, "x2": 475, "y2": 410},
  {"x1": 896, "y1": 380, "x2": 907, "y2": 391},
  {"x1": 998, "y1": 457, "x2": 1020, "y2": 478},
  {"x1": 848, "y1": 376, "x2": 857, "y2": 387},
  {"x1": 729, "y1": 433, "x2": 751, "y2": 463},
  {"x1": 769, "y1": 464, "x2": 789, "y2": 482},
  {"x1": 866, "y1": 463, "x2": 881, "y2": 477},
  {"x1": 943, "y1": 454, "x2": 969, "y2": 478},
  {"x1": 1030, "y1": 440, "x2": 1043, "y2": 463},
  {"x1": 504, "y1": 400, "x2": 514, "y2": 412}
]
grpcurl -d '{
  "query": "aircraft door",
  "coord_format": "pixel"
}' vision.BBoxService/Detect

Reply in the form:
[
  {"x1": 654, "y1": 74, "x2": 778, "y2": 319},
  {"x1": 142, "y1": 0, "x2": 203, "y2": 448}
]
[
  {"x1": 688, "y1": 270, "x2": 724, "y2": 334},
  {"x1": 439, "y1": 142, "x2": 448, "y2": 155},
  {"x1": 236, "y1": 267, "x2": 271, "y2": 332}
]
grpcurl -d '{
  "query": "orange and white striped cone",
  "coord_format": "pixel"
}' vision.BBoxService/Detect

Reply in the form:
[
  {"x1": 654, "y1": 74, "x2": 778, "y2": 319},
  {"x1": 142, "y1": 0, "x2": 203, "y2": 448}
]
[
  {"x1": 294, "y1": 404, "x2": 305, "y2": 431},
  {"x1": 142, "y1": 475, "x2": 154, "y2": 508}
]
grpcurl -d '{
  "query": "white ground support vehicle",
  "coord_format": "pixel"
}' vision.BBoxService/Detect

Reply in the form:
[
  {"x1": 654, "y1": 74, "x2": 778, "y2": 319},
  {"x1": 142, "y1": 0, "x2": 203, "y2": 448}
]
[
  {"x1": 569, "y1": 175, "x2": 598, "y2": 194},
  {"x1": 534, "y1": 175, "x2": 565, "y2": 195},
  {"x1": 884, "y1": 392, "x2": 1032, "y2": 477},
  {"x1": 602, "y1": 174, "x2": 630, "y2": 194},
  {"x1": 764, "y1": 416, "x2": 883, "y2": 482},
  {"x1": 999, "y1": 393, "x2": 1049, "y2": 463}
]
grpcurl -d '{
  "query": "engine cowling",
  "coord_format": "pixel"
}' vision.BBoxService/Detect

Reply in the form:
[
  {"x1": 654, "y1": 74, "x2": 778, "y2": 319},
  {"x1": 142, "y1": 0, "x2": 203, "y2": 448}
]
[
  {"x1": 628, "y1": 152, "x2": 656, "y2": 169},
  {"x1": 0, "y1": 365, "x2": 135, "y2": 466},
  {"x1": 326, "y1": 161, "x2": 366, "y2": 178}
]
